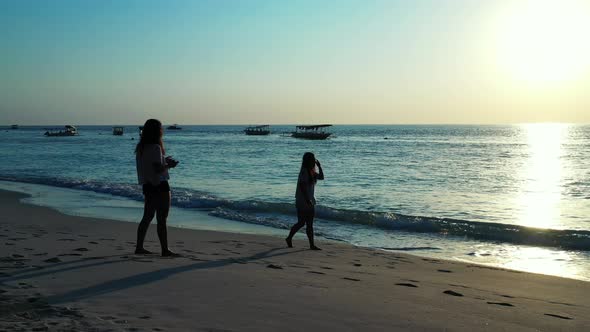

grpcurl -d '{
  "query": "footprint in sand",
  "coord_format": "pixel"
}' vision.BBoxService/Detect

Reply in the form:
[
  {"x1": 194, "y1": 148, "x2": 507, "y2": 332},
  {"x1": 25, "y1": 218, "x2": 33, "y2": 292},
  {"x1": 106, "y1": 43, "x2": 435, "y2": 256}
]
[
  {"x1": 487, "y1": 302, "x2": 514, "y2": 307},
  {"x1": 426, "y1": 259, "x2": 443, "y2": 265},
  {"x1": 342, "y1": 277, "x2": 361, "y2": 282},
  {"x1": 437, "y1": 269, "x2": 452, "y2": 273},
  {"x1": 191, "y1": 258, "x2": 210, "y2": 262},
  {"x1": 132, "y1": 259, "x2": 154, "y2": 263},
  {"x1": 320, "y1": 266, "x2": 333, "y2": 270},
  {"x1": 19, "y1": 282, "x2": 35, "y2": 289},
  {"x1": 548, "y1": 301, "x2": 575, "y2": 306},
  {"x1": 443, "y1": 290, "x2": 463, "y2": 297},
  {"x1": 84, "y1": 256, "x2": 105, "y2": 260},
  {"x1": 73, "y1": 248, "x2": 89, "y2": 252},
  {"x1": 139, "y1": 315, "x2": 151, "y2": 319},
  {"x1": 43, "y1": 257, "x2": 62, "y2": 263},
  {"x1": 288, "y1": 265, "x2": 307, "y2": 269},
  {"x1": 58, "y1": 253, "x2": 82, "y2": 257},
  {"x1": 395, "y1": 283, "x2": 418, "y2": 288},
  {"x1": 5, "y1": 242, "x2": 15, "y2": 246},
  {"x1": 307, "y1": 271, "x2": 325, "y2": 275},
  {"x1": 57, "y1": 238, "x2": 76, "y2": 242},
  {"x1": 88, "y1": 241, "x2": 99, "y2": 244},
  {"x1": 544, "y1": 313, "x2": 572, "y2": 320},
  {"x1": 353, "y1": 263, "x2": 362, "y2": 267},
  {"x1": 267, "y1": 264, "x2": 283, "y2": 269}
]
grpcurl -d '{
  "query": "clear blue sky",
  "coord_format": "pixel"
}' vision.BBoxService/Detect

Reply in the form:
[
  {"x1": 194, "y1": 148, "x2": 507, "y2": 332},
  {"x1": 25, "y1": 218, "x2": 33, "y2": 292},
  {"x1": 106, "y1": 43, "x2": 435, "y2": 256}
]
[{"x1": 1, "y1": 0, "x2": 589, "y2": 125}]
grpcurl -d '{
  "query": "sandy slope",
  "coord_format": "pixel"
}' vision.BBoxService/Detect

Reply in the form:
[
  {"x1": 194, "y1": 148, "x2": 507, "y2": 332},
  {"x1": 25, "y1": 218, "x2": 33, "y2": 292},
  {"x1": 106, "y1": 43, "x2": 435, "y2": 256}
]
[{"x1": 0, "y1": 190, "x2": 588, "y2": 331}]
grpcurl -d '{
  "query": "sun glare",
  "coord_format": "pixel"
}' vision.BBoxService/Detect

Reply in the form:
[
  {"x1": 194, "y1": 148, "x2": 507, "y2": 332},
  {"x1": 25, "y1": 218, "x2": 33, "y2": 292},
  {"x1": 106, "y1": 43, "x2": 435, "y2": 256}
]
[
  {"x1": 516, "y1": 123, "x2": 568, "y2": 229},
  {"x1": 495, "y1": 0, "x2": 590, "y2": 85}
]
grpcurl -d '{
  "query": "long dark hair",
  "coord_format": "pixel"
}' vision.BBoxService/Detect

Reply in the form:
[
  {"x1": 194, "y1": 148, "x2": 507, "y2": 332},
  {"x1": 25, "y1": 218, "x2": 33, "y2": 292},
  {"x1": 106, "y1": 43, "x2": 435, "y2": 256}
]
[
  {"x1": 135, "y1": 119, "x2": 164, "y2": 155},
  {"x1": 301, "y1": 152, "x2": 317, "y2": 184}
]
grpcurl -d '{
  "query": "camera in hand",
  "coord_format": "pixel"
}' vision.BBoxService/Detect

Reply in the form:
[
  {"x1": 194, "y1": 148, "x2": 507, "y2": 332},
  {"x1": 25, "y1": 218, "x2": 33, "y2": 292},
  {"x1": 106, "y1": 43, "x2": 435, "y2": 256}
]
[{"x1": 165, "y1": 156, "x2": 179, "y2": 168}]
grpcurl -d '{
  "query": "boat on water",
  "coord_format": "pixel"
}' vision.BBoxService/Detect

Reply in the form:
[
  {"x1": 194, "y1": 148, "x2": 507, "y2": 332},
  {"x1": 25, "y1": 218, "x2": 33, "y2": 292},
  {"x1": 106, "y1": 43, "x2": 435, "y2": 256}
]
[
  {"x1": 244, "y1": 125, "x2": 271, "y2": 136},
  {"x1": 167, "y1": 124, "x2": 182, "y2": 130},
  {"x1": 291, "y1": 125, "x2": 333, "y2": 140},
  {"x1": 113, "y1": 126, "x2": 124, "y2": 136},
  {"x1": 10, "y1": 125, "x2": 18, "y2": 129},
  {"x1": 44, "y1": 125, "x2": 78, "y2": 137}
]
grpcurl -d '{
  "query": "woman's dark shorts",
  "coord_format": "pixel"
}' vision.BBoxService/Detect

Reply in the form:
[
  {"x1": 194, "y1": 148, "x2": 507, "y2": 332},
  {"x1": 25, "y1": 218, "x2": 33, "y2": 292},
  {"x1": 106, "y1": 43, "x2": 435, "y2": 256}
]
[{"x1": 142, "y1": 181, "x2": 170, "y2": 195}]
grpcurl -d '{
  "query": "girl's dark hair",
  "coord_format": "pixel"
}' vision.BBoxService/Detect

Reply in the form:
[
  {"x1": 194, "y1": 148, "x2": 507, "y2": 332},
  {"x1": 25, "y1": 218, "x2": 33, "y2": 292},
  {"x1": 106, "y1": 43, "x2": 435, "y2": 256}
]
[
  {"x1": 301, "y1": 152, "x2": 317, "y2": 184},
  {"x1": 135, "y1": 119, "x2": 164, "y2": 155}
]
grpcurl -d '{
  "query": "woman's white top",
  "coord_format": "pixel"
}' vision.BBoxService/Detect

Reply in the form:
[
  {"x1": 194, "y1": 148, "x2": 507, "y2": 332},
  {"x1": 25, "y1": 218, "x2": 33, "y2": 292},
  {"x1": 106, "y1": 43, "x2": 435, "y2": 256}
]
[{"x1": 136, "y1": 144, "x2": 169, "y2": 186}]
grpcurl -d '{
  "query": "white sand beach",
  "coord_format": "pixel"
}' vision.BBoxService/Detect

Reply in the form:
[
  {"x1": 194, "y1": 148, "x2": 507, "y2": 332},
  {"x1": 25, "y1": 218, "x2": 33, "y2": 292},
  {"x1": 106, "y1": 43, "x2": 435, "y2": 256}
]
[{"x1": 1, "y1": 189, "x2": 589, "y2": 331}]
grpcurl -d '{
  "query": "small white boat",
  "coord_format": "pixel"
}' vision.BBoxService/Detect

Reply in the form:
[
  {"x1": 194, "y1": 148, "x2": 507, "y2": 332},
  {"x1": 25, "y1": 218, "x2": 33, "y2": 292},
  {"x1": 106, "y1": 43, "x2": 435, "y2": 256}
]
[
  {"x1": 244, "y1": 125, "x2": 271, "y2": 136},
  {"x1": 291, "y1": 125, "x2": 333, "y2": 140},
  {"x1": 44, "y1": 125, "x2": 78, "y2": 137},
  {"x1": 167, "y1": 124, "x2": 182, "y2": 130},
  {"x1": 113, "y1": 126, "x2": 124, "y2": 136}
]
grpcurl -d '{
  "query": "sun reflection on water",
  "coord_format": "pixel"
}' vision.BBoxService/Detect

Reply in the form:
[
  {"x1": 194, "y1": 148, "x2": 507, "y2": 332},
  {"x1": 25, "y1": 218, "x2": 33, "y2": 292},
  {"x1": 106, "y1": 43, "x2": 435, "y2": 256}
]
[
  {"x1": 502, "y1": 247, "x2": 582, "y2": 280},
  {"x1": 516, "y1": 123, "x2": 569, "y2": 229}
]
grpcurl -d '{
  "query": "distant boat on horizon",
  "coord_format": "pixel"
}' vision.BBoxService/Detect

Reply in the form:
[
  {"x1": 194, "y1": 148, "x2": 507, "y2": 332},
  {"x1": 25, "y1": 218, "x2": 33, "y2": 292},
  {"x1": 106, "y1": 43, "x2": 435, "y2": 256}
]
[
  {"x1": 10, "y1": 124, "x2": 18, "y2": 129},
  {"x1": 44, "y1": 125, "x2": 78, "y2": 137},
  {"x1": 113, "y1": 126, "x2": 124, "y2": 136},
  {"x1": 244, "y1": 125, "x2": 271, "y2": 136},
  {"x1": 291, "y1": 124, "x2": 333, "y2": 140},
  {"x1": 167, "y1": 124, "x2": 182, "y2": 130}
]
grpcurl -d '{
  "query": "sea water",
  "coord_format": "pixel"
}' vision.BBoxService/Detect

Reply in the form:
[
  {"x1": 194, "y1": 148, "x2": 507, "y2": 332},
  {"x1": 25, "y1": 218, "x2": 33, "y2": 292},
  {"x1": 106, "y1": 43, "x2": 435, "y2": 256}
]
[{"x1": 1, "y1": 124, "x2": 589, "y2": 280}]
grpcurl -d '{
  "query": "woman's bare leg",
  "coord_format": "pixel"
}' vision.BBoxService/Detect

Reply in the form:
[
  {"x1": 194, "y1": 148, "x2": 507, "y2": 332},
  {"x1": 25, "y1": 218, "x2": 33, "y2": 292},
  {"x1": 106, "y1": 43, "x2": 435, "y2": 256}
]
[
  {"x1": 305, "y1": 216, "x2": 320, "y2": 250},
  {"x1": 136, "y1": 192, "x2": 157, "y2": 254},
  {"x1": 286, "y1": 213, "x2": 307, "y2": 247},
  {"x1": 157, "y1": 191, "x2": 178, "y2": 256}
]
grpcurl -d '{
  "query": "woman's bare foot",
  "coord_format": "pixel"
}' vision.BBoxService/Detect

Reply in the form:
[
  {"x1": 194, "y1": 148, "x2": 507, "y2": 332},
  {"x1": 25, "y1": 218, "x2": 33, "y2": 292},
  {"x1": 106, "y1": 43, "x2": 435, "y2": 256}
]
[
  {"x1": 310, "y1": 245, "x2": 322, "y2": 251},
  {"x1": 134, "y1": 248, "x2": 153, "y2": 255},
  {"x1": 285, "y1": 237, "x2": 293, "y2": 248}
]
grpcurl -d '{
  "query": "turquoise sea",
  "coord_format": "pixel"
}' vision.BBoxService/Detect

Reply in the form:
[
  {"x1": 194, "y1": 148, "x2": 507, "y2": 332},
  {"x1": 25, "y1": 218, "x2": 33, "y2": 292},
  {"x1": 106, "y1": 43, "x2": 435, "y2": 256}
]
[{"x1": 1, "y1": 124, "x2": 589, "y2": 280}]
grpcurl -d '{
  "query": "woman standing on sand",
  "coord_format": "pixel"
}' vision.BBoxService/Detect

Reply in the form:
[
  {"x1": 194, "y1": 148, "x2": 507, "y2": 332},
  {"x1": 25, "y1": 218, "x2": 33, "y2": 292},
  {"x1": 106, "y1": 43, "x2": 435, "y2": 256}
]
[
  {"x1": 286, "y1": 152, "x2": 324, "y2": 250},
  {"x1": 135, "y1": 119, "x2": 180, "y2": 257}
]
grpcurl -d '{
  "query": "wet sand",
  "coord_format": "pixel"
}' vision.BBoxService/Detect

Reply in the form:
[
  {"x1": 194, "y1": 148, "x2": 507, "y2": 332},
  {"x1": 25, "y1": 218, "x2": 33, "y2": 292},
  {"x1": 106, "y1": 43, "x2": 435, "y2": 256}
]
[{"x1": 0, "y1": 189, "x2": 588, "y2": 331}]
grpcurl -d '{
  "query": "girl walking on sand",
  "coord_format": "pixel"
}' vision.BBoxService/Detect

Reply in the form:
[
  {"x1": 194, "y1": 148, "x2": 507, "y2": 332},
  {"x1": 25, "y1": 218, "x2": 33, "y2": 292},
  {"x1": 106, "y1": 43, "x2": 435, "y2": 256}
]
[
  {"x1": 135, "y1": 119, "x2": 180, "y2": 257},
  {"x1": 286, "y1": 152, "x2": 324, "y2": 250}
]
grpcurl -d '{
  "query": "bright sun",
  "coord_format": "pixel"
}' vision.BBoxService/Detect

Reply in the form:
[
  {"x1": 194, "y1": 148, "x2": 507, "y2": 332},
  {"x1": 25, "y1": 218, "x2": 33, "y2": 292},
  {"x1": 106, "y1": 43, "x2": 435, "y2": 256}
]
[{"x1": 495, "y1": 0, "x2": 590, "y2": 85}]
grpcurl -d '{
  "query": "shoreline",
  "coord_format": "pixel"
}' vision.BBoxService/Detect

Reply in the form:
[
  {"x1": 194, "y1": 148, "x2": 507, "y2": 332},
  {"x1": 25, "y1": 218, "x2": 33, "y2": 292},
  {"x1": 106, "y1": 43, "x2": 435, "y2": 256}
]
[
  {"x1": 3, "y1": 179, "x2": 590, "y2": 283},
  {"x1": 1, "y1": 189, "x2": 589, "y2": 330}
]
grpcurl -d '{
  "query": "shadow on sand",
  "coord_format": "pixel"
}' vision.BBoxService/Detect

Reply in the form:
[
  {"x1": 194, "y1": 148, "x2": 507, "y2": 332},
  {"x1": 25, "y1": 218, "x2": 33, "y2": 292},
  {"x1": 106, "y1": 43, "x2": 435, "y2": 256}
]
[{"x1": 43, "y1": 247, "x2": 300, "y2": 304}]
